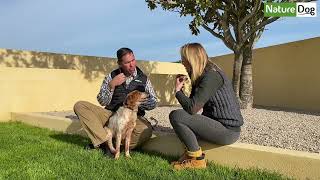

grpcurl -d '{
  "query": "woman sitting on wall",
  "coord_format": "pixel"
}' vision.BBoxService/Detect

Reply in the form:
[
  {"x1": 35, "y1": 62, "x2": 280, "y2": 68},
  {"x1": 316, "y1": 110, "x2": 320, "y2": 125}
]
[{"x1": 169, "y1": 43, "x2": 244, "y2": 170}]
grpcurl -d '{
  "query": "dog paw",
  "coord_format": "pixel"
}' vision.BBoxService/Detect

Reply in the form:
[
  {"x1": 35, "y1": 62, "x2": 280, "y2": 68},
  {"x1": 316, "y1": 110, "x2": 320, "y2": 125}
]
[
  {"x1": 114, "y1": 153, "x2": 120, "y2": 160},
  {"x1": 125, "y1": 154, "x2": 131, "y2": 159}
]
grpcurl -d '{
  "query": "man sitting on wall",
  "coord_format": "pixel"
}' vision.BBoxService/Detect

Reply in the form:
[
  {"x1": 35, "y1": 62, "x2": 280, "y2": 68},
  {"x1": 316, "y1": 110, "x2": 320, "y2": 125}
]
[{"x1": 74, "y1": 47, "x2": 157, "y2": 155}]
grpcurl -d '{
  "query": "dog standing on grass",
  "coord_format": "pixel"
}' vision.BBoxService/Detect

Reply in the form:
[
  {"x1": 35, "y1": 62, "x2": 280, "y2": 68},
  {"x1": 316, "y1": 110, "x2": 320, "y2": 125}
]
[{"x1": 105, "y1": 90, "x2": 148, "y2": 159}]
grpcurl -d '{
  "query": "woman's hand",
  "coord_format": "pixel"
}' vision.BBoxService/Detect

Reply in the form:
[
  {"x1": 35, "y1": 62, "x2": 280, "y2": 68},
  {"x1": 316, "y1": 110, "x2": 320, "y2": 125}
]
[{"x1": 175, "y1": 74, "x2": 187, "y2": 93}]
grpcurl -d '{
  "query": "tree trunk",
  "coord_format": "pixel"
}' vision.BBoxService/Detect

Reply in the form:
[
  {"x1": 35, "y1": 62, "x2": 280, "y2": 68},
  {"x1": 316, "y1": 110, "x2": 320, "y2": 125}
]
[
  {"x1": 232, "y1": 51, "x2": 243, "y2": 102},
  {"x1": 239, "y1": 44, "x2": 253, "y2": 109}
]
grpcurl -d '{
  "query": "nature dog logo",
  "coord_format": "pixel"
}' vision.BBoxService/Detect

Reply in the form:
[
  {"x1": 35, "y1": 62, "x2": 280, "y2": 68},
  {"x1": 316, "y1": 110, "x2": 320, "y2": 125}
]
[{"x1": 264, "y1": 2, "x2": 317, "y2": 17}]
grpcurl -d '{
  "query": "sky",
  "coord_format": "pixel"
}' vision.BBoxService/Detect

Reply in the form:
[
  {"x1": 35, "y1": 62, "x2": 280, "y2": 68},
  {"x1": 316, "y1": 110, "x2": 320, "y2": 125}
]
[{"x1": 0, "y1": 0, "x2": 319, "y2": 62}]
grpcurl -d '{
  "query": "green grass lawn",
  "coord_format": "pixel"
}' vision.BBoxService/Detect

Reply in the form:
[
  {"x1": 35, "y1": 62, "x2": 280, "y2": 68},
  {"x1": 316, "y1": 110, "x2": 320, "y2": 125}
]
[{"x1": 0, "y1": 122, "x2": 291, "y2": 180}]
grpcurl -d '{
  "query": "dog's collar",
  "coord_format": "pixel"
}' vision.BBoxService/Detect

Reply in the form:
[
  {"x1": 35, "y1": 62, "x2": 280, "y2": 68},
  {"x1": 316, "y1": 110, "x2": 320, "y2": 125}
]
[
  {"x1": 123, "y1": 105, "x2": 138, "y2": 112},
  {"x1": 128, "y1": 107, "x2": 138, "y2": 112}
]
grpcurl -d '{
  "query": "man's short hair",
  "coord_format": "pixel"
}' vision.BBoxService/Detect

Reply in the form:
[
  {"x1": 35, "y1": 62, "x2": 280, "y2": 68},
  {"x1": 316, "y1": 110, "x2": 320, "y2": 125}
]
[{"x1": 116, "y1": 48, "x2": 133, "y2": 62}]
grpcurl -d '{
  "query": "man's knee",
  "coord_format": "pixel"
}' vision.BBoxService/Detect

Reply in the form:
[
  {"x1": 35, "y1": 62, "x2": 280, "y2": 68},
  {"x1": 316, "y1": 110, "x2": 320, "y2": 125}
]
[
  {"x1": 134, "y1": 121, "x2": 152, "y2": 139},
  {"x1": 138, "y1": 125, "x2": 152, "y2": 139},
  {"x1": 130, "y1": 119, "x2": 152, "y2": 149},
  {"x1": 74, "y1": 101, "x2": 86, "y2": 112}
]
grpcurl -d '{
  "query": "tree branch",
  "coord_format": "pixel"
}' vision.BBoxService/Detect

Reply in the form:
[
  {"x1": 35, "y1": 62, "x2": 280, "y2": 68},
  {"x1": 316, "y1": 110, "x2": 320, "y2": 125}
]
[
  {"x1": 219, "y1": 10, "x2": 237, "y2": 50},
  {"x1": 202, "y1": 24, "x2": 234, "y2": 51},
  {"x1": 202, "y1": 24, "x2": 224, "y2": 39},
  {"x1": 147, "y1": 0, "x2": 178, "y2": 5},
  {"x1": 238, "y1": 0, "x2": 261, "y2": 31},
  {"x1": 241, "y1": 17, "x2": 279, "y2": 48}
]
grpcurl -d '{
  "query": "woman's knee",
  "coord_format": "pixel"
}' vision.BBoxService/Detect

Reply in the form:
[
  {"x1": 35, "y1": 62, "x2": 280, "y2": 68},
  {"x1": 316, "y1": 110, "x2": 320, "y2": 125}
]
[{"x1": 169, "y1": 109, "x2": 187, "y2": 125}]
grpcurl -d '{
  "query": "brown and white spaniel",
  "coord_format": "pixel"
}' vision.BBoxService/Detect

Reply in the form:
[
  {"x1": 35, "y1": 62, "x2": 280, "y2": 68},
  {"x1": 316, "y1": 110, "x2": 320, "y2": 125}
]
[{"x1": 105, "y1": 90, "x2": 148, "y2": 159}]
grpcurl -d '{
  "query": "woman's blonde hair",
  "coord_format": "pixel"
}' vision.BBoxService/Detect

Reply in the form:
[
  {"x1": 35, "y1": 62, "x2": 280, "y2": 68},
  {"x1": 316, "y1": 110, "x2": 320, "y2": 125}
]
[{"x1": 180, "y1": 43, "x2": 208, "y2": 85}]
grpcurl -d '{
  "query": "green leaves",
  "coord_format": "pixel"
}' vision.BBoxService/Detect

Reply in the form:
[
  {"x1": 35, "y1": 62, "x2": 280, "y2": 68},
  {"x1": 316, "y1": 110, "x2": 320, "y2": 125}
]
[{"x1": 144, "y1": 0, "x2": 279, "y2": 47}]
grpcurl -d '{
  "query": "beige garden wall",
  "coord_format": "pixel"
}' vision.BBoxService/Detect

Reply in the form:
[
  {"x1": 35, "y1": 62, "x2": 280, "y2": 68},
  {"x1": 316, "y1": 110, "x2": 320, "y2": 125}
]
[
  {"x1": 212, "y1": 36, "x2": 320, "y2": 112},
  {"x1": 0, "y1": 36, "x2": 319, "y2": 120},
  {"x1": 0, "y1": 50, "x2": 190, "y2": 120}
]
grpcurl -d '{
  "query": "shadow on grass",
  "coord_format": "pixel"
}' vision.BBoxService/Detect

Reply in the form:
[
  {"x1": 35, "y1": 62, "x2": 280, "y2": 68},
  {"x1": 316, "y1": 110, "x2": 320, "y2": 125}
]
[
  {"x1": 135, "y1": 148, "x2": 178, "y2": 163},
  {"x1": 50, "y1": 133, "x2": 90, "y2": 148},
  {"x1": 49, "y1": 132, "x2": 178, "y2": 163}
]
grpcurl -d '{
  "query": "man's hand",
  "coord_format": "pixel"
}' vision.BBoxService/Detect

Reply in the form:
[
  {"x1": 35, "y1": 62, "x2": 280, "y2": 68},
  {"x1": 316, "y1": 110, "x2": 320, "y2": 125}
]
[
  {"x1": 140, "y1": 94, "x2": 149, "y2": 104},
  {"x1": 108, "y1": 73, "x2": 126, "y2": 90}
]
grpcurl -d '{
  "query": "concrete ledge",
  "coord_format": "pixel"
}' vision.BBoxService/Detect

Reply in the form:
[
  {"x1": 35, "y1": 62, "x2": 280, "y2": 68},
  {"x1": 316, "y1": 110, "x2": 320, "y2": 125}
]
[
  {"x1": 11, "y1": 112, "x2": 320, "y2": 180},
  {"x1": 11, "y1": 112, "x2": 86, "y2": 136},
  {"x1": 142, "y1": 134, "x2": 320, "y2": 180}
]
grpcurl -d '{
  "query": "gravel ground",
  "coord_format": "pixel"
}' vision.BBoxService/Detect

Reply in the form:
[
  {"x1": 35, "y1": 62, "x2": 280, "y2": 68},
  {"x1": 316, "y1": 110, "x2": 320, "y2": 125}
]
[{"x1": 42, "y1": 106, "x2": 320, "y2": 154}]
